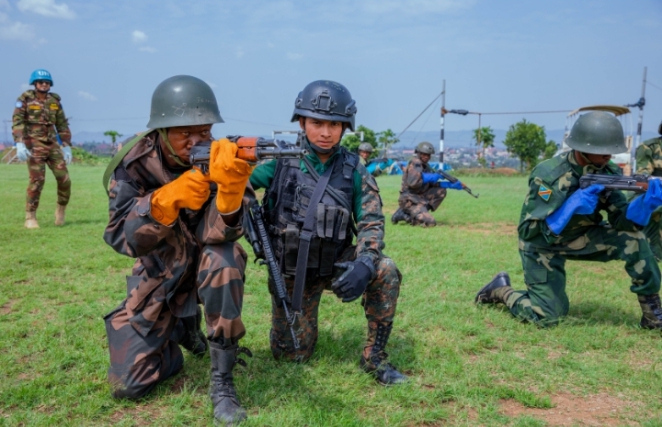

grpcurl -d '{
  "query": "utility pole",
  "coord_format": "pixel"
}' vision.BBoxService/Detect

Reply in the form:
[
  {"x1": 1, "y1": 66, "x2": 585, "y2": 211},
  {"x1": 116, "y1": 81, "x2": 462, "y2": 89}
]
[
  {"x1": 633, "y1": 66, "x2": 647, "y2": 173},
  {"x1": 439, "y1": 79, "x2": 446, "y2": 168}
]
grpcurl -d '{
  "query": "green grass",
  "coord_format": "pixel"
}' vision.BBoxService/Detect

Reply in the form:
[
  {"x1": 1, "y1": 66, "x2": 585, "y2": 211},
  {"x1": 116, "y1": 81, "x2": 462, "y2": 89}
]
[{"x1": 1, "y1": 164, "x2": 662, "y2": 426}]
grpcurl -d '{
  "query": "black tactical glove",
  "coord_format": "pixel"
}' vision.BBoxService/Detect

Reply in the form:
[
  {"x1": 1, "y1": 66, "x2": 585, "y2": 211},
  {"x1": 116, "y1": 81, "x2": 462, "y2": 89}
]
[{"x1": 331, "y1": 256, "x2": 375, "y2": 302}]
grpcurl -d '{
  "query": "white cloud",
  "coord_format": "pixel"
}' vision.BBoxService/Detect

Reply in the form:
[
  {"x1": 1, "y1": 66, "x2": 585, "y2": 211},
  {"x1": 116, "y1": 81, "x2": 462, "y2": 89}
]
[
  {"x1": 139, "y1": 46, "x2": 156, "y2": 53},
  {"x1": 132, "y1": 30, "x2": 147, "y2": 43},
  {"x1": 17, "y1": 0, "x2": 75, "y2": 19},
  {"x1": 77, "y1": 91, "x2": 97, "y2": 101},
  {"x1": 286, "y1": 52, "x2": 303, "y2": 60},
  {"x1": 0, "y1": 12, "x2": 35, "y2": 40}
]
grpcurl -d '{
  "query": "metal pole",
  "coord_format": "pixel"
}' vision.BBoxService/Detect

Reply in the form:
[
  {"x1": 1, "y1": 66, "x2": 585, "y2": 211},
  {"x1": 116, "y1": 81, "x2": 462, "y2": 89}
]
[
  {"x1": 478, "y1": 114, "x2": 482, "y2": 165},
  {"x1": 632, "y1": 66, "x2": 647, "y2": 173},
  {"x1": 439, "y1": 80, "x2": 445, "y2": 168}
]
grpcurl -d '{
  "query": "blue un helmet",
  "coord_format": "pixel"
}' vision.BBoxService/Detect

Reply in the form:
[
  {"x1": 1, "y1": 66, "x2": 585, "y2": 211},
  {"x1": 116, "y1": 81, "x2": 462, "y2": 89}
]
[
  {"x1": 29, "y1": 69, "x2": 53, "y2": 86},
  {"x1": 291, "y1": 80, "x2": 356, "y2": 131}
]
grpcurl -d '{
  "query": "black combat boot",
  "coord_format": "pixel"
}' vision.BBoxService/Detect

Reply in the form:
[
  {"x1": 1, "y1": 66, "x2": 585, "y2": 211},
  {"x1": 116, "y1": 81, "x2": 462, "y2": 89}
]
[
  {"x1": 638, "y1": 294, "x2": 662, "y2": 330},
  {"x1": 360, "y1": 323, "x2": 408, "y2": 386},
  {"x1": 475, "y1": 272, "x2": 513, "y2": 304},
  {"x1": 174, "y1": 306, "x2": 208, "y2": 357},
  {"x1": 209, "y1": 342, "x2": 252, "y2": 425},
  {"x1": 391, "y1": 208, "x2": 411, "y2": 225}
]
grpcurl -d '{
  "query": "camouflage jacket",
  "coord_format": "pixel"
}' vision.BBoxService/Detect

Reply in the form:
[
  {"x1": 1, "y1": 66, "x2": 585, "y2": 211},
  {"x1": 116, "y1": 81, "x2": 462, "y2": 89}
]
[
  {"x1": 398, "y1": 155, "x2": 437, "y2": 204},
  {"x1": 249, "y1": 148, "x2": 386, "y2": 266},
  {"x1": 103, "y1": 130, "x2": 245, "y2": 323},
  {"x1": 635, "y1": 137, "x2": 662, "y2": 177},
  {"x1": 518, "y1": 151, "x2": 640, "y2": 253},
  {"x1": 12, "y1": 90, "x2": 71, "y2": 146}
]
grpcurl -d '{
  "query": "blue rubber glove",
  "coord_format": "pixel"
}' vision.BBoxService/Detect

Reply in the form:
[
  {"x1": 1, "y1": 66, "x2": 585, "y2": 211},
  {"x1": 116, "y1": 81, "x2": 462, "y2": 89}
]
[
  {"x1": 626, "y1": 178, "x2": 662, "y2": 226},
  {"x1": 16, "y1": 142, "x2": 30, "y2": 161},
  {"x1": 422, "y1": 172, "x2": 442, "y2": 185},
  {"x1": 439, "y1": 181, "x2": 464, "y2": 190},
  {"x1": 545, "y1": 184, "x2": 605, "y2": 235},
  {"x1": 62, "y1": 146, "x2": 72, "y2": 165}
]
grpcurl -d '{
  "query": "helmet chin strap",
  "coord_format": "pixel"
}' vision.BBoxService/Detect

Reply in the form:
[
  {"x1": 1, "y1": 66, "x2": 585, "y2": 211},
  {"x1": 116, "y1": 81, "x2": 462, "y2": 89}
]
[
  {"x1": 157, "y1": 128, "x2": 189, "y2": 167},
  {"x1": 578, "y1": 151, "x2": 608, "y2": 172}
]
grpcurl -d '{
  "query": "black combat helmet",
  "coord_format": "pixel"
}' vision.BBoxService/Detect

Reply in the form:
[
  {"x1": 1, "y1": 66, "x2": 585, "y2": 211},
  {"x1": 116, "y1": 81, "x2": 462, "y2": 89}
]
[
  {"x1": 147, "y1": 75, "x2": 223, "y2": 129},
  {"x1": 291, "y1": 80, "x2": 357, "y2": 131},
  {"x1": 565, "y1": 111, "x2": 627, "y2": 155}
]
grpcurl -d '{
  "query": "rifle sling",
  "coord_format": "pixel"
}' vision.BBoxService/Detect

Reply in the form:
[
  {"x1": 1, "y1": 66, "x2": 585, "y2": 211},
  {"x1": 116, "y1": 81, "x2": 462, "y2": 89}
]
[
  {"x1": 102, "y1": 132, "x2": 148, "y2": 195},
  {"x1": 292, "y1": 164, "x2": 333, "y2": 313}
]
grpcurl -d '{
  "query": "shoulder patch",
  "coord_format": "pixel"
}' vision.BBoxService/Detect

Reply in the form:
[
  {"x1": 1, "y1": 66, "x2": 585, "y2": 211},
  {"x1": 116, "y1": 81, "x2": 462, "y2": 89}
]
[
  {"x1": 49, "y1": 103, "x2": 59, "y2": 110},
  {"x1": 538, "y1": 184, "x2": 552, "y2": 202},
  {"x1": 15, "y1": 101, "x2": 23, "y2": 108}
]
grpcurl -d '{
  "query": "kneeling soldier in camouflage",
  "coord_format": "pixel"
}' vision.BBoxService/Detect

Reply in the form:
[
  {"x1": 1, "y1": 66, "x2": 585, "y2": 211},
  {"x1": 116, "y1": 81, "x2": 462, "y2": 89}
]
[
  {"x1": 103, "y1": 75, "x2": 253, "y2": 425},
  {"x1": 476, "y1": 111, "x2": 662, "y2": 329}
]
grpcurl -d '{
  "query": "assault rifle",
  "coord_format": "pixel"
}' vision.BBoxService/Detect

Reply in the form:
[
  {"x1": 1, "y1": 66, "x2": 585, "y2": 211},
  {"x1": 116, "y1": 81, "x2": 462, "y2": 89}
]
[
  {"x1": 438, "y1": 169, "x2": 479, "y2": 198},
  {"x1": 190, "y1": 135, "x2": 308, "y2": 173},
  {"x1": 579, "y1": 174, "x2": 650, "y2": 194},
  {"x1": 244, "y1": 202, "x2": 300, "y2": 349}
]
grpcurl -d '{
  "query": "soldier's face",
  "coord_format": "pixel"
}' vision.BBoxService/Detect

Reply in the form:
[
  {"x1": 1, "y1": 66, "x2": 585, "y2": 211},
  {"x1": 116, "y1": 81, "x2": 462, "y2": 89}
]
[
  {"x1": 299, "y1": 117, "x2": 344, "y2": 151},
  {"x1": 164, "y1": 124, "x2": 212, "y2": 164},
  {"x1": 419, "y1": 153, "x2": 431, "y2": 163},
  {"x1": 581, "y1": 152, "x2": 612, "y2": 168},
  {"x1": 358, "y1": 150, "x2": 370, "y2": 159},
  {"x1": 34, "y1": 80, "x2": 51, "y2": 93}
]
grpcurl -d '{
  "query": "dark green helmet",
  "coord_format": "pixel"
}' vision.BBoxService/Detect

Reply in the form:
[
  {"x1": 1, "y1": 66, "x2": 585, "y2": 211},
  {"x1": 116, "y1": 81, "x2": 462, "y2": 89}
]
[
  {"x1": 358, "y1": 142, "x2": 373, "y2": 153},
  {"x1": 658, "y1": 119, "x2": 661, "y2": 135},
  {"x1": 146, "y1": 75, "x2": 223, "y2": 129},
  {"x1": 566, "y1": 111, "x2": 626, "y2": 155},
  {"x1": 415, "y1": 141, "x2": 435, "y2": 155},
  {"x1": 291, "y1": 80, "x2": 357, "y2": 131}
]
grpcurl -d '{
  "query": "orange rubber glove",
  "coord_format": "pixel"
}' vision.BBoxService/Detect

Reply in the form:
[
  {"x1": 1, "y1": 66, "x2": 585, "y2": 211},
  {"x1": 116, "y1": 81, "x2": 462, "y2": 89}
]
[
  {"x1": 150, "y1": 167, "x2": 211, "y2": 225},
  {"x1": 209, "y1": 138, "x2": 254, "y2": 214}
]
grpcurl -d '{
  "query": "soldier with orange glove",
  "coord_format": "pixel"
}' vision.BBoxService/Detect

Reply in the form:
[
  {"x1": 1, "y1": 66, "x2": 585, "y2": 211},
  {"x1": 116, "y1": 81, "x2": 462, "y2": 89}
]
[{"x1": 102, "y1": 75, "x2": 253, "y2": 426}]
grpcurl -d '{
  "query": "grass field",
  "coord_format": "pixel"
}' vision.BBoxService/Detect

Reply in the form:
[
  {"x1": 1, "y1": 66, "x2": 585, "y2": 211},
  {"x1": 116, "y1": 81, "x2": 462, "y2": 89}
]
[{"x1": 1, "y1": 164, "x2": 662, "y2": 426}]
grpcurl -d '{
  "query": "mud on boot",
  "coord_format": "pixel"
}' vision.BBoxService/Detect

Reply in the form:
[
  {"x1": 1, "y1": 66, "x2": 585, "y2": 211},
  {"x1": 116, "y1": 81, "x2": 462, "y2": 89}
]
[
  {"x1": 361, "y1": 323, "x2": 408, "y2": 386},
  {"x1": 475, "y1": 271, "x2": 513, "y2": 304},
  {"x1": 209, "y1": 342, "x2": 252, "y2": 425},
  {"x1": 391, "y1": 208, "x2": 411, "y2": 225},
  {"x1": 25, "y1": 211, "x2": 39, "y2": 229},
  {"x1": 638, "y1": 294, "x2": 662, "y2": 330}
]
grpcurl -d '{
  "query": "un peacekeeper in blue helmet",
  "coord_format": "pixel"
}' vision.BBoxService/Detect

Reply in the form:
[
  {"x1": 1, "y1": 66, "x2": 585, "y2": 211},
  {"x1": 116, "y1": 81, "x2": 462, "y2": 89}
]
[{"x1": 476, "y1": 111, "x2": 662, "y2": 330}]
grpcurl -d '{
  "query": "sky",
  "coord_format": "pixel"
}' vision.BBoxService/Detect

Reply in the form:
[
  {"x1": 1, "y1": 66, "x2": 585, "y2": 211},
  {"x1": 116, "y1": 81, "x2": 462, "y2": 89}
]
[{"x1": 1, "y1": 0, "x2": 661, "y2": 143}]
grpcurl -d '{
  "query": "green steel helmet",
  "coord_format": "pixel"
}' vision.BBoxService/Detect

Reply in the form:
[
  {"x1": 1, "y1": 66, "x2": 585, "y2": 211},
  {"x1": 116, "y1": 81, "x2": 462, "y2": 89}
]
[
  {"x1": 415, "y1": 141, "x2": 435, "y2": 155},
  {"x1": 565, "y1": 111, "x2": 626, "y2": 155},
  {"x1": 358, "y1": 142, "x2": 374, "y2": 153},
  {"x1": 146, "y1": 75, "x2": 224, "y2": 129},
  {"x1": 291, "y1": 80, "x2": 357, "y2": 131},
  {"x1": 658, "y1": 119, "x2": 661, "y2": 135}
]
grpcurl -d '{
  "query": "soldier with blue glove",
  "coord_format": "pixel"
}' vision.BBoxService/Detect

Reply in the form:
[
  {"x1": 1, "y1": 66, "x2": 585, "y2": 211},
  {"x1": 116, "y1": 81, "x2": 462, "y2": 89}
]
[
  {"x1": 12, "y1": 69, "x2": 72, "y2": 228},
  {"x1": 476, "y1": 111, "x2": 662, "y2": 329},
  {"x1": 392, "y1": 141, "x2": 464, "y2": 226}
]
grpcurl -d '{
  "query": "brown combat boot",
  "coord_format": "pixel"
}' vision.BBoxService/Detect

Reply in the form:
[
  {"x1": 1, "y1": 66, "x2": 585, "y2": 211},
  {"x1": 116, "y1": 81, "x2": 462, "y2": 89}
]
[
  {"x1": 638, "y1": 294, "x2": 662, "y2": 330},
  {"x1": 25, "y1": 211, "x2": 39, "y2": 229},
  {"x1": 209, "y1": 342, "x2": 252, "y2": 425},
  {"x1": 54, "y1": 204, "x2": 66, "y2": 226}
]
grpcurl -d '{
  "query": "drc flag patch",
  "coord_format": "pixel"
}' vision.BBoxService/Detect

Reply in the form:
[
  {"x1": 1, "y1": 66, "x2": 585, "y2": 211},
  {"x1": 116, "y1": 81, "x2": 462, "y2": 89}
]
[{"x1": 538, "y1": 184, "x2": 552, "y2": 202}]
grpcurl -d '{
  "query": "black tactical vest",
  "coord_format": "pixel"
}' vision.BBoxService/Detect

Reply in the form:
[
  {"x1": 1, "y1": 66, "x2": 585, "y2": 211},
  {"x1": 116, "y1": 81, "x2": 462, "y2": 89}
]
[{"x1": 264, "y1": 149, "x2": 358, "y2": 277}]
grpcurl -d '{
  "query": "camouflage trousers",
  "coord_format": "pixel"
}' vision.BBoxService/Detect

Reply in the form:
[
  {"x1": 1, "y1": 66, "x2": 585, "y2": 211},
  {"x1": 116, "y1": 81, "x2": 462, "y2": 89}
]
[
  {"x1": 507, "y1": 228, "x2": 661, "y2": 327},
  {"x1": 104, "y1": 242, "x2": 247, "y2": 399},
  {"x1": 399, "y1": 187, "x2": 447, "y2": 226},
  {"x1": 643, "y1": 210, "x2": 662, "y2": 261},
  {"x1": 26, "y1": 141, "x2": 70, "y2": 212},
  {"x1": 269, "y1": 246, "x2": 402, "y2": 362}
]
